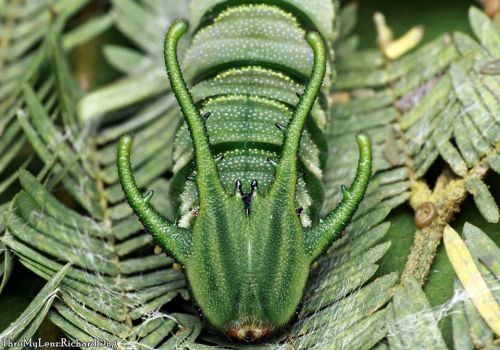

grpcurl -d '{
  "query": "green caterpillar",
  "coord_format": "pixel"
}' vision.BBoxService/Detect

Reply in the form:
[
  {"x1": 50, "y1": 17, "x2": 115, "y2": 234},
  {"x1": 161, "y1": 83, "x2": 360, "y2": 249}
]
[{"x1": 117, "y1": 0, "x2": 371, "y2": 341}]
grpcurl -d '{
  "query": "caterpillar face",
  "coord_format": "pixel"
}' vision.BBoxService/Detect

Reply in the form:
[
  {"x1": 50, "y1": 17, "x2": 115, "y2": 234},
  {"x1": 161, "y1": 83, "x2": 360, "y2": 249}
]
[{"x1": 118, "y1": 0, "x2": 371, "y2": 341}]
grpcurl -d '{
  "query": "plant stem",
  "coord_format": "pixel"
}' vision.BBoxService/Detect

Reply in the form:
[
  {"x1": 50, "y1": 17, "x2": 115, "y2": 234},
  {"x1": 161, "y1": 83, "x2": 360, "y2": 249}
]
[{"x1": 401, "y1": 161, "x2": 490, "y2": 285}]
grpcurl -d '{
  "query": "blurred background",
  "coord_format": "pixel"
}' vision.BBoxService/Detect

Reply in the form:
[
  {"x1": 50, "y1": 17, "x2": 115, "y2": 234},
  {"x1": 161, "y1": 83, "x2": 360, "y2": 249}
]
[{"x1": 355, "y1": 0, "x2": 477, "y2": 48}]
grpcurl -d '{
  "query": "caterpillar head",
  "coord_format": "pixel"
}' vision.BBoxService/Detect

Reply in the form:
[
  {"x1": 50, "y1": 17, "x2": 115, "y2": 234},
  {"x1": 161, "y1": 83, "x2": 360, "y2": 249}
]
[{"x1": 117, "y1": 20, "x2": 371, "y2": 340}]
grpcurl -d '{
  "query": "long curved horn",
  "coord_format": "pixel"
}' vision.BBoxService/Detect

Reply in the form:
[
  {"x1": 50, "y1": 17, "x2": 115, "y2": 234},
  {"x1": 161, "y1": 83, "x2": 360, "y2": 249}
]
[
  {"x1": 164, "y1": 20, "x2": 226, "y2": 203},
  {"x1": 117, "y1": 135, "x2": 191, "y2": 264},
  {"x1": 305, "y1": 134, "x2": 372, "y2": 261},
  {"x1": 270, "y1": 31, "x2": 327, "y2": 199}
]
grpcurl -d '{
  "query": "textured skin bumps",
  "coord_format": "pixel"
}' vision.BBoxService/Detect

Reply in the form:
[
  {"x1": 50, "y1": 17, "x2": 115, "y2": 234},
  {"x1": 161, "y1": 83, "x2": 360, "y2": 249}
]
[
  {"x1": 172, "y1": 4, "x2": 330, "y2": 226},
  {"x1": 184, "y1": 5, "x2": 314, "y2": 82},
  {"x1": 186, "y1": 188, "x2": 310, "y2": 336},
  {"x1": 189, "y1": 0, "x2": 336, "y2": 42},
  {"x1": 118, "y1": 1, "x2": 372, "y2": 342}
]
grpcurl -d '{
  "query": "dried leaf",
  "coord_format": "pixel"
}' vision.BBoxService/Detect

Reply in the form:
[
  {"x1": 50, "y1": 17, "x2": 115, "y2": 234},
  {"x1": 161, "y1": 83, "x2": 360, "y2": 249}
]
[{"x1": 443, "y1": 225, "x2": 500, "y2": 336}]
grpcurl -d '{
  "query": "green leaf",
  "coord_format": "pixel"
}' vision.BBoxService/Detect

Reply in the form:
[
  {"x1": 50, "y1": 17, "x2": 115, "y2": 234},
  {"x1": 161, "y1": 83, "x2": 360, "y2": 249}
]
[
  {"x1": 329, "y1": 6, "x2": 500, "y2": 224},
  {"x1": 0, "y1": 0, "x2": 109, "y2": 303},
  {"x1": 386, "y1": 277, "x2": 448, "y2": 350},
  {"x1": 62, "y1": 13, "x2": 114, "y2": 50},
  {"x1": 3, "y1": 35, "x2": 186, "y2": 347},
  {"x1": 465, "y1": 178, "x2": 499, "y2": 223},
  {"x1": 0, "y1": 241, "x2": 12, "y2": 294},
  {"x1": 0, "y1": 263, "x2": 69, "y2": 348},
  {"x1": 0, "y1": 0, "x2": 110, "y2": 212},
  {"x1": 330, "y1": 5, "x2": 500, "y2": 349}
]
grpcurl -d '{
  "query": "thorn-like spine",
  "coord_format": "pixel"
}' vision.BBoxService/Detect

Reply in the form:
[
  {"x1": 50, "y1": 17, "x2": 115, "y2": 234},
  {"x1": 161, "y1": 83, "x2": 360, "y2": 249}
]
[
  {"x1": 144, "y1": 190, "x2": 154, "y2": 203},
  {"x1": 203, "y1": 111, "x2": 211, "y2": 120},
  {"x1": 186, "y1": 175, "x2": 196, "y2": 182},
  {"x1": 250, "y1": 179, "x2": 258, "y2": 195},
  {"x1": 235, "y1": 179, "x2": 244, "y2": 196},
  {"x1": 215, "y1": 154, "x2": 225, "y2": 163},
  {"x1": 275, "y1": 123, "x2": 285, "y2": 131},
  {"x1": 341, "y1": 185, "x2": 351, "y2": 199},
  {"x1": 267, "y1": 157, "x2": 277, "y2": 166}
]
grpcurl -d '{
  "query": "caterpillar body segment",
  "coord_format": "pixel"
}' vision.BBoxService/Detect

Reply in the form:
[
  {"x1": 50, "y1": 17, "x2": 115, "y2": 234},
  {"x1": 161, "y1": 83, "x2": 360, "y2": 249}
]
[{"x1": 118, "y1": 0, "x2": 372, "y2": 341}]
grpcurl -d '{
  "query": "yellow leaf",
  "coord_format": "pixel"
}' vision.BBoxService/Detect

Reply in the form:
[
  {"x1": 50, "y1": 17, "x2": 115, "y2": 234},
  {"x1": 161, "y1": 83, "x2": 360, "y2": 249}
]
[
  {"x1": 373, "y1": 12, "x2": 424, "y2": 60},
  {"x1": 443, "y1": 225, "x2": 500, "y2": 336},
  {"x1": 374, "y1": 12, "x2": 393, "y2": 51},
  {"x1": 385, "y1": 26, "x2": 424, "y2": 60}
]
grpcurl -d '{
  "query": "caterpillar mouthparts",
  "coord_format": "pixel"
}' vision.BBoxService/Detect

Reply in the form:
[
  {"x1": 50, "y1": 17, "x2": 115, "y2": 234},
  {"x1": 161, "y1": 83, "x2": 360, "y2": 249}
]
[{"x1": 225, "y1": 322, "x2": 274, "y2": 341}]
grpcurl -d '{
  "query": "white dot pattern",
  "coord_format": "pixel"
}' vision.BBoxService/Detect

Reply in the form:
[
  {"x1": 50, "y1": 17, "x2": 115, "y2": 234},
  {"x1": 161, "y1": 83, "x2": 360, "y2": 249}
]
[{"x1": 172, "y1": 3, "x2": 330, "y2": 222}]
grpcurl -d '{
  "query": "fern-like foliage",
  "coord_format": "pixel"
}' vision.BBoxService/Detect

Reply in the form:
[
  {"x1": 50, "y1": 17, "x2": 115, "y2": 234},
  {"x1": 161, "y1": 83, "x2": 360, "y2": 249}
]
[
  {"x1": 382, "y1": 224, "x2": 500, "y2": 350},
  {"x1": 0, "y1": 1, "x2": 499, "y2": 349},
  {"x1": 0, "y1": 0, "x2": 112, "y2": 209},
  {"x1": 329, "y1": 5, "x2": 500, "y2": 286},
  {"x1": 328, "y1": 4, "x2": 500, "y2": 348},
  {"x1": 0, "y1": 0, "x2": 113, "y2": 291},
  {"x1": 0, "y1": 0, "x2": 78, "y2": 291},
  {"x1": 329, "y1": 6, "x2": 500, "y2": 218},
  {"x1": 0, "y1": 264, "x2": 69, "y2": 346},
  {"x1": 2, "y1": 49, "x2": 189, "y2": 350},
  {"x1": 448, "y1": 224, "x2": 500, "y2": 350}
]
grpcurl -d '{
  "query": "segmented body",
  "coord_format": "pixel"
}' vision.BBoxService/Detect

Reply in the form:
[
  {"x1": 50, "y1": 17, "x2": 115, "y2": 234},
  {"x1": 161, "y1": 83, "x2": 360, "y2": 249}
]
[
  {"x1": 118, "y1": 0, "x2": 372, "y2": 341},
  {"x1": 171, "y1": 1, "x2": 336, "y2": 227}
]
